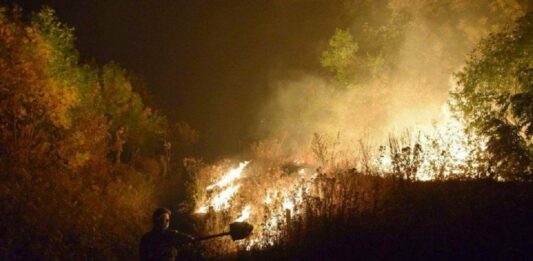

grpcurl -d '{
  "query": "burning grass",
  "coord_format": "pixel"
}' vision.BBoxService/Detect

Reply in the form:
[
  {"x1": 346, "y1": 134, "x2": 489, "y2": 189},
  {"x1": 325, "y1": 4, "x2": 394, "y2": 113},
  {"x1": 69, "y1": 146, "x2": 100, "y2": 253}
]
[
  {"x1": 237, "y1": 178, "x2": 533, "y2": 260},
  {"x1": 189, "y1": 162, "x2": 533, "y2": 259},
  {"x1": 185, "y1": 110, "x2": 499, "y2": 258},
  {"x1": 176, "y1": 103, "x2": 531, "y2": 259}
]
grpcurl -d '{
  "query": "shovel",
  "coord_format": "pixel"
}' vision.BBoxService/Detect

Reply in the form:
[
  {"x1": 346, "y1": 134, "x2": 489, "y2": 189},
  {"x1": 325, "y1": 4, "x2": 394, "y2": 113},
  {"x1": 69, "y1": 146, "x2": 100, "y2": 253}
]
[{"x1": 195, "y1": 222, "x2": 253, "y2": 241}]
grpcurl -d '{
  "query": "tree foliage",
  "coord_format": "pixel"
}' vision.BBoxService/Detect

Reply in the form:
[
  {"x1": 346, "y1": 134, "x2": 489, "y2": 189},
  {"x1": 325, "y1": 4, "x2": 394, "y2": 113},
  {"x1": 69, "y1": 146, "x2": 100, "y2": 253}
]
[
  {"x1": 320, "y1": 28, "x2": 358, "y2": 84},
  {"x1": 0, "y1": 5, "x2": 194, "y2": 259},
  {"x1": 320, "y1": 0, "x2": 529, "y2": 87},
  {"x1": 452, "y1": 12, "x2": 533, "y2": 180},
  {"x1": 100, "y1": 62, "x2": 168, "y2": 158},
  {"x1": 0, "y1": 6, "x2": 78, "y2": 168},
  {"x1": 317, "y1": 0, "x2": 531, "y2": 180}
]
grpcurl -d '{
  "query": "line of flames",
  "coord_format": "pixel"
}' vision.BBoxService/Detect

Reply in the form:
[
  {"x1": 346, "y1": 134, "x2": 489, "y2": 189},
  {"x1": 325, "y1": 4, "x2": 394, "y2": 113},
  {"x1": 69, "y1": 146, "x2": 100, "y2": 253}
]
[{"x1": 193, "y1": 104, "x2": 487, "y2": 251}]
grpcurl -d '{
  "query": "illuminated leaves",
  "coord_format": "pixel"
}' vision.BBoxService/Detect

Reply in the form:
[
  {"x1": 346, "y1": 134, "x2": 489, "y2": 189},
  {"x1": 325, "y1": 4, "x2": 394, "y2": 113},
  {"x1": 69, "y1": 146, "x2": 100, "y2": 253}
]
[
  {"x1": 452, "y1": 13, "x2": 533, "y2": 180},
  {"x1": 0, "y1": 5, "x2": 168, "y2": 259},
  {"x1": 100, "y1": 62, "x2": 168, "y2": 157},
  {"x1": 321, "y1": 28, "x2": 358, "y2": 84}
]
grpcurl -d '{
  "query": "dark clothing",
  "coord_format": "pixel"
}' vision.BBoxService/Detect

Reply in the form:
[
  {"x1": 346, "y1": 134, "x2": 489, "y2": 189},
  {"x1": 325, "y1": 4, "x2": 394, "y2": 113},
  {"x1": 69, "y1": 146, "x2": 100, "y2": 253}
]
[
  {"x1": 173, "y1": 214, "x2": 199, "y2": 237},
  {"x1": 139, "y1": 229, "x2": 194, "y2": 261}
]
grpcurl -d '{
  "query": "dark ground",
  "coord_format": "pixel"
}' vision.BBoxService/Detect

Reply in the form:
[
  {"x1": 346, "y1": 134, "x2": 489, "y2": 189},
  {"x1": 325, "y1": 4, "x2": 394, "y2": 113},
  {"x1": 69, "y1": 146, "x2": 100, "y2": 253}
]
[{"x1": 231, "y1": 179, "x2": 533, "y2": 261}]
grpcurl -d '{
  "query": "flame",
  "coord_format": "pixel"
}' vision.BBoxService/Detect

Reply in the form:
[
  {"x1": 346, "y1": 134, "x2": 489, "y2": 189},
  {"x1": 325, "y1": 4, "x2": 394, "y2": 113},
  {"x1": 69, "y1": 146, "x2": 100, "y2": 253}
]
[
  {"x1": 196, "y1": 185, "x2": 241, "y2": 213},
  {"x1": 197, "y1": 206, "x2": 208, "y2": 214},
  {"x1": 282, "y1": 198, "x2": 294, "y2": 210},
  {"x1": 211, "y1": 185, "x2": 240, "y2": 211},
  {"x1": 191, "y1": 103, "x2": 488, "y2": 253},
  {"x1": 373, "y1": 103, "x2": 486, "y2": 180},
  {"x1": 263, "y1": 194, "x2": 273, "y2": 205},
  {"x1": 196, "y1": 161, "x2": 250, "y2": 213},
  {"x1": 207, "y1": 161, "x2": 250, "y2": 190},
  {"x1": 235, "y1": 205, "x2": 251, "y2": 222}
]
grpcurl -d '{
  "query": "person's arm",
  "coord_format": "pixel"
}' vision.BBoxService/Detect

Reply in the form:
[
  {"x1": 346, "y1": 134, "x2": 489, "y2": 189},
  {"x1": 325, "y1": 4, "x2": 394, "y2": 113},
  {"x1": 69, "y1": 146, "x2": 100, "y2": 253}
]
[
  {"x1": 178, "y1": 231, "x2": 195, "y2": 243},
  {"x1": 168, "y1": 229, "x2": 195, "y2": 245}
]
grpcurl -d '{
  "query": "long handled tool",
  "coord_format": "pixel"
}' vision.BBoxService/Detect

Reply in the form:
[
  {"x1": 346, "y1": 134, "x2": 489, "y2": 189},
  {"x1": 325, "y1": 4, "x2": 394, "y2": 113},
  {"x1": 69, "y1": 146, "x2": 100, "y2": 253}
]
[{"x1": 195, "y1": 222, "x2": 253, "y2": 242}]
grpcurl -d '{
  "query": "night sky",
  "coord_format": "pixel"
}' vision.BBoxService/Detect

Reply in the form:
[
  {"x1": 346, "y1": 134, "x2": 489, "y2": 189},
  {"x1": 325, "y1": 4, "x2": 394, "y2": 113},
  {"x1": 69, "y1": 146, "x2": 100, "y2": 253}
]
[{"x1": 8, "y1": 0, "x2": 348, "y2": 158}]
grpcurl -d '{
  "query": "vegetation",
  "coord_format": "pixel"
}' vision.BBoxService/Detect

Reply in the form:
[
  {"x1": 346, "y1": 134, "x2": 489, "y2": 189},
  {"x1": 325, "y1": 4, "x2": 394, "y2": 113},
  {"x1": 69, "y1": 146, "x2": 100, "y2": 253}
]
[
  {"x1": 452, "y1": 13, "x2": 533, "y2": 180},
  {"x1": 320, "y1": 29, "x2": 358, "y2": 84},
  {"x1": 0, "y1": 1, "x2": 531, "y2": 260},
  {"x1": 192, "y1": 5, "x2": 532, "y2": 259},
  {"x1": 236, "y1": 175, "x2": 533, "y2": 260},
  {"x1": 319, "y1": 0, "x2": 532, "y2": 181},
  {"x1": 320, "y1": 0, "x2": 528, "y2": 87},
  {"x1": 189, "y1": 133, "x2": 532, "y2": 260},
  {"x1": 0, "y1": 6, "x2": 196, "y2": 259}
]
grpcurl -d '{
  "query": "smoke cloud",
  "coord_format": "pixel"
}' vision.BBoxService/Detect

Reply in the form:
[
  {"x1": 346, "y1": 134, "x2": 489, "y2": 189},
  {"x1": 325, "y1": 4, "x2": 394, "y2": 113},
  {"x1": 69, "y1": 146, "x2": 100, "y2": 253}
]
[{"x1": 254, "y1": 1, "x2": 529, "y2": 153}]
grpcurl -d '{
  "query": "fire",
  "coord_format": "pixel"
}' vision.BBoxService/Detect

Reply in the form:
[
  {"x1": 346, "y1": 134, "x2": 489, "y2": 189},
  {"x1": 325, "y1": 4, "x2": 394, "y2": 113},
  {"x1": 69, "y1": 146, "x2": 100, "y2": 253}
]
[
  {"x1": 263, "y1": 194, "x2": 273, "y2": 205},
  {"x1": 207, "y1": 161, "x2": 250, "y2": 190},
  {"x1": 196, "y1": 206, "x2": 208, "y2": 214},
  {"x1": 196, "y1": 185, "x2": 241, "y2": 213},
  {"x1": 235, "y1": 205, "x2": 251, "y2": 222},
  {"x1": 195, "y1": 161, "x2": 250, "y2": 213},
  {"x1": 374, "y1": 103, "x2": 486, "y2": 181},
  {"x1": 192, "y1": 102, "x2": 488, "y2": 254},
  {"x1": 211, "y1": 185, "x2": 241, "y2": 211},
  {"x1": 282, "y1": 198, "x2": 294, "y2": 210},
  {"x1": 194, "y1": 159, "x2": 321, "y2": 250}
]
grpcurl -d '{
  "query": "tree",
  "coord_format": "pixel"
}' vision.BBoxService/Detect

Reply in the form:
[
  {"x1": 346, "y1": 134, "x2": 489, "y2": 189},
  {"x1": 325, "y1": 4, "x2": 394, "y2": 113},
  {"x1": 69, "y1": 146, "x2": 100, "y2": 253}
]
[
  {"x1": 31, "y1": 7, "x2": 110, "y2": 171},
  {"x1": 0, "y1": 6, "x2": 161, "y2": 259},
  {"x1": 452, "y1": 12, "x2": 533, "y2": 180},
  {"x1": 0, "y1": 6, "x2": 79, "y2": 168},
  {"x1": 320, "y1": 0, "x2": 528, "y2": 88},
  {"x1": 321, "y1": 28, "x2": 358, "y2": 84},
  {"x1": 100, "y1": 62, "x2": 168, "y2": 161}
]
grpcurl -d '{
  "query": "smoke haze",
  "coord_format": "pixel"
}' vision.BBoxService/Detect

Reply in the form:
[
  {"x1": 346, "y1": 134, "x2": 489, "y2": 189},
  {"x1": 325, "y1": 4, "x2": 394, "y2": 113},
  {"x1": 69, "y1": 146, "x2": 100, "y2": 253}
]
[{"x1": 255, "y1": 0, "x2": 529, "y2": 153}]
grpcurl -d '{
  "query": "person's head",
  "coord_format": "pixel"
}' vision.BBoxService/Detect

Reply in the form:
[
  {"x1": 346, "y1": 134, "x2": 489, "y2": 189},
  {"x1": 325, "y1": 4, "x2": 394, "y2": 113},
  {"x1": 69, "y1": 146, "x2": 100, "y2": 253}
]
[{"x1": 152, "y1": 207, "x2": 171, "y2": 231}]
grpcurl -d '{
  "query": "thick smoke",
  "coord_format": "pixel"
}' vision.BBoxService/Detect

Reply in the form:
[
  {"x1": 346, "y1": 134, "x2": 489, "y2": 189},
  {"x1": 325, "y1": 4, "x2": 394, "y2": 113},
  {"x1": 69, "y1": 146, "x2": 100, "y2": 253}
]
[{"x1": 254, "y1": 1, "x2": 528, "y2": 154}]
